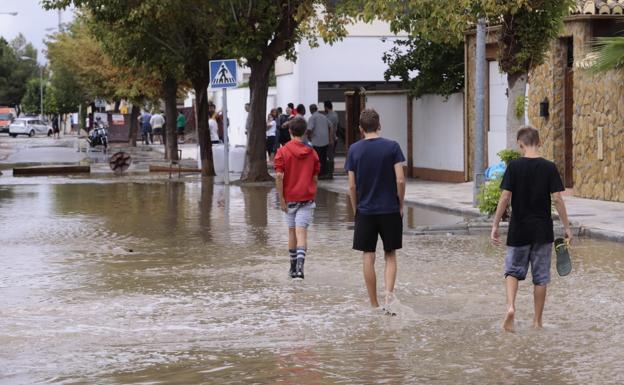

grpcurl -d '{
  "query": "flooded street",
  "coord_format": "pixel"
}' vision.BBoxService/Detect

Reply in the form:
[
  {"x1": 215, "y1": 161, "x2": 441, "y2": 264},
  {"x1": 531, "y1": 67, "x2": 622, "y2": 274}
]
[{"x1": 0, "y1": 179, "x2": 623, "y2": 384}]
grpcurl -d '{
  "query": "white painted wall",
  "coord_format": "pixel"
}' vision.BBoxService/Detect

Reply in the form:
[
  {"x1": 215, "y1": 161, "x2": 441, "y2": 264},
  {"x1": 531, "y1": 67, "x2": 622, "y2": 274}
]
[
  {"x1": 413, "y1": 93, "x2": 464, "y2": 172},
  {"x1": 276, "y1": 35, "x2": 402, "y2": 109},
  {"x1": 488, "y1": 61, "x2": 508, "y2": 167},
  {"x1": 365, "y1": 93, "x2": 408, "y2": 159}
]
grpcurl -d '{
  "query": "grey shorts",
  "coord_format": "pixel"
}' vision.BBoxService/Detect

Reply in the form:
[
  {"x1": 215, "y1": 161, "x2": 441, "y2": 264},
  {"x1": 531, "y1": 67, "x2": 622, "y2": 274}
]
[
  {"x1": 504, "y1": 243, "x2": 553, "y2": 285},
  {"x1": 284, "y1": 201, "x2": 316, "y2": 228}
]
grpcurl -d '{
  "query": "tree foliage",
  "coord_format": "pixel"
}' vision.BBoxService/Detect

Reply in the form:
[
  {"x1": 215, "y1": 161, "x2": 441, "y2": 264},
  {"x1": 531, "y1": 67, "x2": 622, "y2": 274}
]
[
  {"x1": 354, "y1": 0, "x2": 573, "y2": 86},
  {"x1": 592, "y1": 36, "x2": 624, "y2": 73},
  {"x1": 0, "y1": 34, "x2": 38, "y2": 110},
  {"x1": 383, "y1": 38, "x2": 464, "y2": 98}
]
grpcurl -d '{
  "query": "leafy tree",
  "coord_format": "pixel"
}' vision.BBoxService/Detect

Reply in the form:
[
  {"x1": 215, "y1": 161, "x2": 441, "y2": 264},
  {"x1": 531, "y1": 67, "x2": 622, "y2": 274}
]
[
  {"x1": 46, "y1": 16, "x2": 163, "y2": 141},
  {"x1": 44, "y1": 0, "x2": 187, "y2": 160},
  {"x1": 0, "y1": 35, "x2": 38, "y2": 114},
  {"x1": 20, "y1": 77, "x2": 47, "y2": 115},
  {"x1": 221, "y1": 1, "x2": 351, "y2": 182},
  {"x1": 355, "y1": 0, "x2": 574, "y2": 148},
  {"x1": 383, "y1": 38, "x2": 464, "y2": 98}
]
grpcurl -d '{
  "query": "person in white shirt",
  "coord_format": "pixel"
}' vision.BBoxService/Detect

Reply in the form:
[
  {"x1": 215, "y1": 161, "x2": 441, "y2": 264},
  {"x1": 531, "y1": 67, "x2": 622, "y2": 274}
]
[
  {"x1": 266, "y1": 109, "x2": 278, "y2": 163},
  {"x1": 209, "y1": 117, "x2": 219, "y2": 144},
  {"x1": 150, "y1": 111, "x2": 165, "y2": 144}
]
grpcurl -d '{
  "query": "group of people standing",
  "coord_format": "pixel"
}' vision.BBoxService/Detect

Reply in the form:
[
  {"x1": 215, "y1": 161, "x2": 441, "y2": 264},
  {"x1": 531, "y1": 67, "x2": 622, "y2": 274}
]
[
  {"x1": 138, "y1": 110, "x2": 187, "y2": 145},
  {"x1": 267, "y1": 101, "x2": 340, "y2": 180}
]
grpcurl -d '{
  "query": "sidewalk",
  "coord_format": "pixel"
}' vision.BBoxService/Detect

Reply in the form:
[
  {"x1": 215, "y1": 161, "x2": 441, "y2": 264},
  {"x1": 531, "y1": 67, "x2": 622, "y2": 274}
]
[{"x1": 319, "y1": 176, "x2": 624, "y2": 243}]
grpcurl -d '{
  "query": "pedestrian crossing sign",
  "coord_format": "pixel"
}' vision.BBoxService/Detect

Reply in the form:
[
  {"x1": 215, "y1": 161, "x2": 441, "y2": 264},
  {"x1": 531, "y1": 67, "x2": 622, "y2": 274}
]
[{"x1": 210, "y1": 59, "x2": 238, "y2": 89}]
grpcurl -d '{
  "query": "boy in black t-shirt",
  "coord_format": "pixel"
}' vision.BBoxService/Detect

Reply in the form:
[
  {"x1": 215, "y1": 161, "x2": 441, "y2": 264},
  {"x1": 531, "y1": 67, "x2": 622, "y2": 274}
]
[{"x1": 491, "y1": 126, "x2": 573, "y2": 332}]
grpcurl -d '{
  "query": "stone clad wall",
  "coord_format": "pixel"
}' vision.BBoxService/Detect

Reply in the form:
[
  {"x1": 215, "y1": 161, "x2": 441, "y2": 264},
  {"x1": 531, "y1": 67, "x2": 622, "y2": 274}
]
[
  {"x1": 573, "y1": 58, "x2": 624, "y2": 201},
  {"x1": 528, "y1": 20, "x2": 624, "y2": 202},
  {"x1": 467, "y1": 19, "x2": 624, "y2": 202}
]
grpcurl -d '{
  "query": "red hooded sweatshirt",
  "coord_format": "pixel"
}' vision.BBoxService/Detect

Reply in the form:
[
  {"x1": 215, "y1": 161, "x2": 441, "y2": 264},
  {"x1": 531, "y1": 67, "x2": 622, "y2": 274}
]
[{"x1": 274, "y1": 140, "x2": 320, "y2": 202}]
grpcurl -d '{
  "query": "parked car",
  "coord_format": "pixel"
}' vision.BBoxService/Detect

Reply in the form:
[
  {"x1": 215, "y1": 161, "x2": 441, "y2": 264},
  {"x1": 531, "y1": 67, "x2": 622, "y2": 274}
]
[
  {"x1": 0, "y1": 107, "x2": 16, "y2": 134},
  {"x1": 9, "y1": 118, "x2": 53, "y2": 137}
]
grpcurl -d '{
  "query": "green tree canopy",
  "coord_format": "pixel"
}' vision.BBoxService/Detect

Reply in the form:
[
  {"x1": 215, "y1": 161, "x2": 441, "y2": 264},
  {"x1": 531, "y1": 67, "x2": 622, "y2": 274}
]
[{"x1": 0, "y1": 34, "x2": 39, "y2": 111}]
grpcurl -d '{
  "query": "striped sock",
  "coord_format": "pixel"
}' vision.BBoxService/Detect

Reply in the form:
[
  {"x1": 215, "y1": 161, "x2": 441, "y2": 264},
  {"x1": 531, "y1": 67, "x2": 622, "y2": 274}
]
[
  {"x1": 289, "y1": 249, "x2": 297, "y2": 263},
  {"x1": 296, "y1": 247, "x2": 306, "y2": 260}
]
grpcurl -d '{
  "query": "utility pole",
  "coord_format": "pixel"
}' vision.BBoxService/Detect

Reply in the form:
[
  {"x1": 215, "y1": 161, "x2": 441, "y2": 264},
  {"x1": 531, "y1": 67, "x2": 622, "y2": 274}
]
[{"x1": 473, "y1": 18, "x2": 487, "y2": 206}]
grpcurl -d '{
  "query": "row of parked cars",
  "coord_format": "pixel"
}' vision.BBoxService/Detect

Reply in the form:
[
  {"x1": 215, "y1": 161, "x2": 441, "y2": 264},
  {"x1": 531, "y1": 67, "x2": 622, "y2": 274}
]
[{"x1": 0, "y1": 108, "x2": 53, "y2": 137}]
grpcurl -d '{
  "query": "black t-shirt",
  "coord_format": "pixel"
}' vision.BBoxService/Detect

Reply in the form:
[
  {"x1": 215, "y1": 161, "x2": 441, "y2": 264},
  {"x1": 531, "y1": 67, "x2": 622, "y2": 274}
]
[{"x1": 500, "y1": 157, "x2": 564, "y2": 246}]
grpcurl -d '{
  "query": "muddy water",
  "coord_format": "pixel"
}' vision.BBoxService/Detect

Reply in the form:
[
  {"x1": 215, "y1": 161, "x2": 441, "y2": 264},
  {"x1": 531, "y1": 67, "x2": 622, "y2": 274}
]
[{"x1": 0, "y1": 180, "x2": 623, "y2": 385}]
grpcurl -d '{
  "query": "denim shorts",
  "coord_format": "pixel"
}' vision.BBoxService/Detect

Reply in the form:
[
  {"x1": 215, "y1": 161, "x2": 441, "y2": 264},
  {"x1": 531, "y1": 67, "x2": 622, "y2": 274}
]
[
  {"x1": 284, "y1": 201, "x2": 316, "y2": 228},
  {"x1": 504, "y1": 243, "x2": 553, "y2": 285}
]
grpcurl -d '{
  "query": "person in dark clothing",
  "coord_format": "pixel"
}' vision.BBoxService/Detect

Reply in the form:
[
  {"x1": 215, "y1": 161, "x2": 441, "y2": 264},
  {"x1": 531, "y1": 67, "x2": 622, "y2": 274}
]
[
  {"x1": 275, "y1": 107, "x2": 289, "y2": 147},
  {"x1": 491, "y1": 125, "x2": 572, "y2": 332},
  {"x1": 345, "y1": 108, "x2": 406, "y2": 315}
]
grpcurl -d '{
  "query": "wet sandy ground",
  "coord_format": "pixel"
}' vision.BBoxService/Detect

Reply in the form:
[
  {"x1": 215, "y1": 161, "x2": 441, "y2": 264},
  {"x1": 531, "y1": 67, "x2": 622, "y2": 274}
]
[{"x1": 0, "y1": 180, "x2": 623, "y2": 384}]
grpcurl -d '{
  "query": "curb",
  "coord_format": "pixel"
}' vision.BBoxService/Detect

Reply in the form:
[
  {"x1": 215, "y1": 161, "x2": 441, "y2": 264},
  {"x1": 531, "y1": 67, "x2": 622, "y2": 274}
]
[{"x1": 318, "y1": 181, "x2": 623, "y2": 243}]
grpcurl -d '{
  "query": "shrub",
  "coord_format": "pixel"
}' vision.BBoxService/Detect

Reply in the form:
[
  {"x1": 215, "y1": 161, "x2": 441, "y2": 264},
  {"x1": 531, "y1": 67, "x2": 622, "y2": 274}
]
[
  {"x1": 477, "y1": 176, "x2": 503, "y2": 216},
  {"x1": 497, "y1": 148, "x2": 521, "y2": 165}
]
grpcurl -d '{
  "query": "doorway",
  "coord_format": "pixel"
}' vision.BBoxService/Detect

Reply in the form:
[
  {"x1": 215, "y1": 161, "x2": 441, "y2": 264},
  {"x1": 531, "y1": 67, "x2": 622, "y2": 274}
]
[{"x1": 564, "y1": 38, "x2": 574, "y2": 188}]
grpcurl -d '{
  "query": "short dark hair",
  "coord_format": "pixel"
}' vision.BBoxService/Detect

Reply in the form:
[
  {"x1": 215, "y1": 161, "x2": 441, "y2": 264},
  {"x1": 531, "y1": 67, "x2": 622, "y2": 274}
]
[
  {"x1": 287, "y1": 103, "x2": 294, "y2": 109},
  {"x1": 277, "y1": 107, "x2": 283, "y2": 113},
  {"x1": 324, "y1": 100, "x2": 333, "y2": 110},
  {"x1": 288, "y1": 117, "x2": 307, "y2": 137},
  {"x1": 309, "y1": 104, "x2": 318, "y2": 113},
  {"x1": 296, "y1": 104, "x2": 306, "y2": 115},
  {"x1": 359, "y1": 108, "x2": 380, "y2": 133},
  {"x1": 517, "y1": 125, "x2": 540, "y2": 146}
]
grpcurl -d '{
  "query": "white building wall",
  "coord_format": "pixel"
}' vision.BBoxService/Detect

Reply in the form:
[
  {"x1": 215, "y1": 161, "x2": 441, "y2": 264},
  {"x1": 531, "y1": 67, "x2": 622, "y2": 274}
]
[
  {"x1": 364, "y1": 93, "x2": 408, "y2": 159},
  {"x1": 412, "y1": 93, "x2": 464, "y2": 172},
  {"x1": 276, "y1": 35, "x2": 402, "y2": 109}
]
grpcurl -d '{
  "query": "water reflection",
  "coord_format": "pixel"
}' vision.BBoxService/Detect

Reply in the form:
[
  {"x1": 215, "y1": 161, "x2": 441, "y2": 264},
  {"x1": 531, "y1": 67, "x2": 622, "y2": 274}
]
[{"x1": 0, "y1": 181, "x2": 622, "y2": 384}]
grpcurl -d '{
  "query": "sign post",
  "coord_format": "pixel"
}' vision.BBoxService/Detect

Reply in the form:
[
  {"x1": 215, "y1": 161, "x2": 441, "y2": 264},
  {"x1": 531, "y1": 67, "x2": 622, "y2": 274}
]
[{"x1": 209, "y1": 59, "x2": 238, "y2": 185}]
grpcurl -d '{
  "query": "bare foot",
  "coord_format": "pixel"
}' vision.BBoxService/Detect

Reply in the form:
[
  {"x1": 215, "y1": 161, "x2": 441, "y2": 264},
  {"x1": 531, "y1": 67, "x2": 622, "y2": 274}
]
[
  {"x1": 503, "y1": 308, "x2": 515, "y2": 332},
  {"x1": 533, "y1": 320, "x2": 543, "y2": 329}
]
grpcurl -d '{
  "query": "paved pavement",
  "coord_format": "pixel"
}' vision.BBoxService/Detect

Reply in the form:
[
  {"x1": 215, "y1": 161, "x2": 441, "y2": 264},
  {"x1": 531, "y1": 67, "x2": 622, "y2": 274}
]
[{"x1": 319, "y1": 176, "x2": 624, "y2": 243}]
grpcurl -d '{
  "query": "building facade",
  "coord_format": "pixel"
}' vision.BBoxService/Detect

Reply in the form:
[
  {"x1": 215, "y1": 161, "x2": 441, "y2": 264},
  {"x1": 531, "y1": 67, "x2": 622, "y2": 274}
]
[{"x1": 465, "y1": 2, "x2": 624, "y2": 202}]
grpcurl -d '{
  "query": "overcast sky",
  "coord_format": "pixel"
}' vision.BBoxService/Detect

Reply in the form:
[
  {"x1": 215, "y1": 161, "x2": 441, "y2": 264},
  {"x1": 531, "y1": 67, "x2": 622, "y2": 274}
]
[{"x1": 0, "y1": 0, "x2": 75, "y2": 63}]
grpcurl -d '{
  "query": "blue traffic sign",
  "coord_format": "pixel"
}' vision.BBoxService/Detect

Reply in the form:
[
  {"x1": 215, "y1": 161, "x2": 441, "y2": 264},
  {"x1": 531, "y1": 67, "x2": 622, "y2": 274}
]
[{"x1": 209, "y1": 59, "x2": 238, "y2": 89}]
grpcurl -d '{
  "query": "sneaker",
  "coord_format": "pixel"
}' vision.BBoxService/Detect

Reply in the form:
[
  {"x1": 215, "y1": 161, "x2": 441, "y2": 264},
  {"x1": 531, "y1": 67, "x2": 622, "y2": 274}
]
[
  {"x1": 295, "y1": 258, "x2": 305, "y2": 279},
  {"x1": 381, "y1": 292, "x2": 397, "y2": 316},
  {"x1": 289, "y1": 259, "x2": 297, "y2": 278}
]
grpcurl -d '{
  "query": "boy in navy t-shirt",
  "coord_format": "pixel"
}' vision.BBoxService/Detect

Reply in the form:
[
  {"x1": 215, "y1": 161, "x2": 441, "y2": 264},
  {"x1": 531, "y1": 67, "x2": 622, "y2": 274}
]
[
  {"x1": 491, "y1": 125, "x2": 572, "y2": 332},
  {"x1": 345, "y1": 108, "x2": 406, "y2": 314}
]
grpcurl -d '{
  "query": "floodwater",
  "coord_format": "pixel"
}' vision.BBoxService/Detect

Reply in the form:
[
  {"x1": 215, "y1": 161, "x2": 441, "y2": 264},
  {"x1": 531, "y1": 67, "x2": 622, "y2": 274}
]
[{"x1": 0, "y1": 179, "x2": 623, "y2": 385}]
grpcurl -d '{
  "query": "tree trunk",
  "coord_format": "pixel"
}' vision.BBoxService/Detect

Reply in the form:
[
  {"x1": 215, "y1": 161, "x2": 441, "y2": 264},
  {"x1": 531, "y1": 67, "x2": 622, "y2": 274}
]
[
  {"x1": 193, "y1": 81, "x2": 216, "y2": 176},
  {"x1": 163, "y1": 74, "x2": 179, "y2": 161},
  {"x1": 128, "y1": 104, "x2": 140, "y2": 147},
  {"x1": 506, "y1": 72, "x2": 528, "y2": 149},
  {"x1": 241, "y1": 61, "x2": 272, "y2": 182}
]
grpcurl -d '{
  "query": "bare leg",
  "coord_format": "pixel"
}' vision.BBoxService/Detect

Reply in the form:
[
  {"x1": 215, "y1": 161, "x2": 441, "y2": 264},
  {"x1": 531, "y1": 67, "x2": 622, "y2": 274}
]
[
  {"x1": 384, "y1": 251, "x2": 397, "y2": 300},
  {"x1": 533, "y1": 284, "x2": 547, "y2": 329},
  {"x1": 363, "y1": 252, "x2": 378, "y2": 308},
  {"x1": 503, "y1": 276, "x2": 518, "y2": 332},
  {"x1": 288, "y1": 228, "x2": 296, "y2": 250},
  {"x1": 294, "y1": 227, "x2": 307, "y2": 249}
]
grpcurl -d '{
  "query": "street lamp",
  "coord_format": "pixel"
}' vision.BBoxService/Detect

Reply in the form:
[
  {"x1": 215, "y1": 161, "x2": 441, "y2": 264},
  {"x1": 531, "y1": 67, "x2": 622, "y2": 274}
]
[{"x1": 20, "y1": 56, "x2": 44, "y2": 121}]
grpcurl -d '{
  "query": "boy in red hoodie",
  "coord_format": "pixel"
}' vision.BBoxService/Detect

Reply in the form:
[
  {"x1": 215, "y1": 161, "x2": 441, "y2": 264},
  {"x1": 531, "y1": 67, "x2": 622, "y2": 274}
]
[{"x1": 275, "y1": 117, "x2": 320, "y2": 279}]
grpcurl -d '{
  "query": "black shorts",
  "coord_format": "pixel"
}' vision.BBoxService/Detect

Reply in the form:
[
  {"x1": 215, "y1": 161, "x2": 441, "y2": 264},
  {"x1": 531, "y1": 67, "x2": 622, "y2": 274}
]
[
  {"x1": 353, "y1": 212, "x2": 402, "y2": 252},
  {"x1": 266, "y1": 136, "x2": 276, "y2": 155}
]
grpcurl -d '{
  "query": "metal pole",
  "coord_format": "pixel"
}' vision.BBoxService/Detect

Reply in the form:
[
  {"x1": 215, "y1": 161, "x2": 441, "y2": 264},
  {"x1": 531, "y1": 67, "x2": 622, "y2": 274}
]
[
  {"x1": 40, "y1": 66, "x2": 44, "y2": 121},
  {"x1": 193, "y1": 95, "x2": 200, "y2": 170},
  {"x1": 473, "y1": 18, "x2": 487, "y2": 206},
  {"x1": 222, "y1": 88, "x2": 229, "y2": 185}
]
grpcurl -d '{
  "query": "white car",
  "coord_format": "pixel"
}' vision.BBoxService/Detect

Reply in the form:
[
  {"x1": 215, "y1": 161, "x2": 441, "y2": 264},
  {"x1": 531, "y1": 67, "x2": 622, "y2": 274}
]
[{"x1": 9, "y1": 118, "x2": 53, "y2": 137}]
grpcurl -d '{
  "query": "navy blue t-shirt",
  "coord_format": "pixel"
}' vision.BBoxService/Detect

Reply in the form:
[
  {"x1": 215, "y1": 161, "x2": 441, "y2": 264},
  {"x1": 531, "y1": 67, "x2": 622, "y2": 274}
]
[{"x1": 345, "y1": 137, "x2": 405, "y2": 214}]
